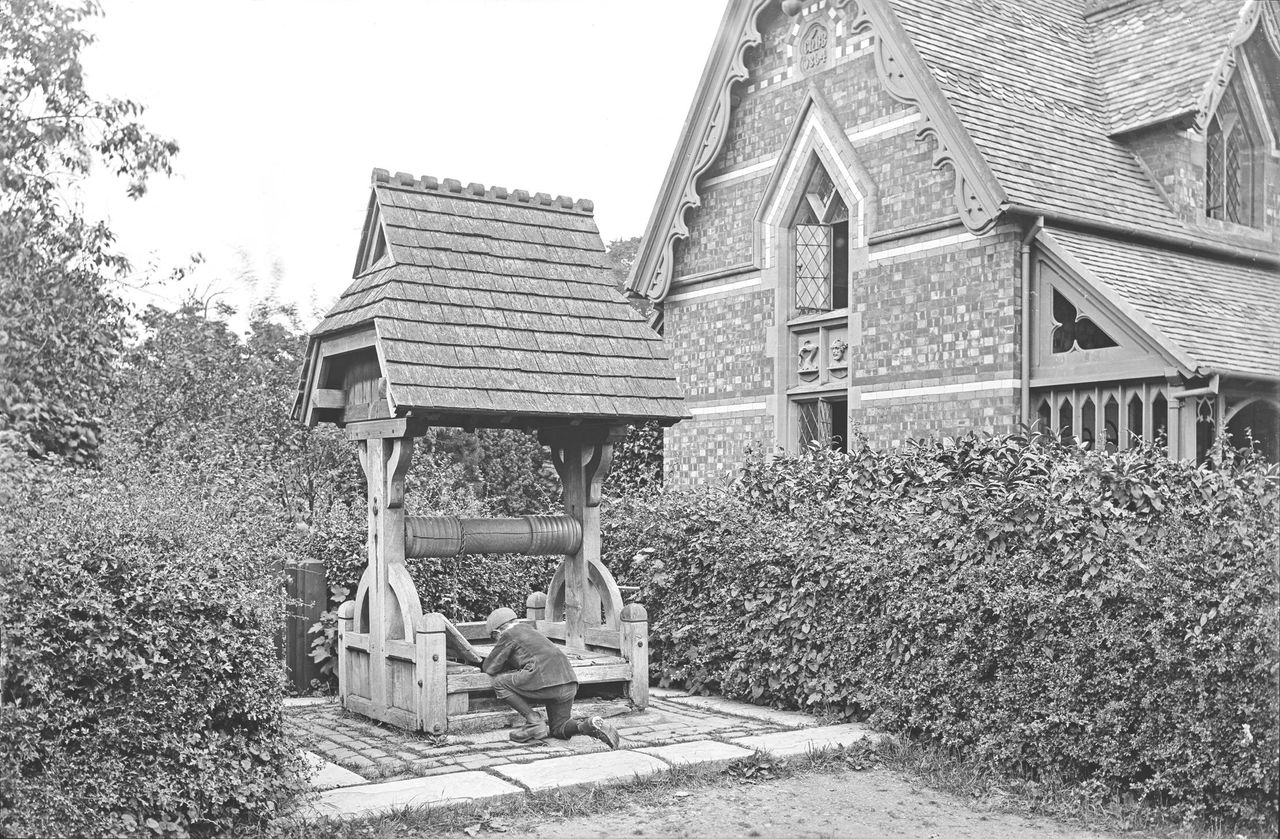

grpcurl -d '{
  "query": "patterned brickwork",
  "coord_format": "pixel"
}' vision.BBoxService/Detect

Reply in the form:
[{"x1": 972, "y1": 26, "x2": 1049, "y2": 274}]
[
  {"x1": 665, "y1": 288, "x2": 775, "y2": 401},
  {"x1": 850, "y1": 228, "x2": 1022, "y2": 388},
  {"x1": 856, "y1": 388, "x2": 1021, "y2": 449},
  {"x1": 1125, "y1": 124, "x2": 1200, "y2": 223},
  {"x1": 679, "y1": 46, "x2": 955, "y2": 280},
  {"x1": 666, "y1": 411, "x2": 774, "y2": 487},
  {"x1": 674, "y1": 177, "x2": 766, "y2": 278}
]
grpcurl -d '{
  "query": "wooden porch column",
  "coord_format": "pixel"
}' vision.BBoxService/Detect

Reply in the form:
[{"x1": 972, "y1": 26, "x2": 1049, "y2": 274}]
[{"x1": 540, "y1": 426, "x2": 627, "y2": 649}]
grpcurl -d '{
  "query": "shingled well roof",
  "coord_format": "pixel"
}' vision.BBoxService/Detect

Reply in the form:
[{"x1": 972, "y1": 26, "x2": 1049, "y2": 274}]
[{"x1": 308, "y1": 169, "x2": 688, "y2": 425}]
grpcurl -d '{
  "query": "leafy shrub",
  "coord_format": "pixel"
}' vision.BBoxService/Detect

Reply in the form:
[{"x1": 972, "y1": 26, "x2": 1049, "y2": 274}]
[
  {"x1": 0, "y1": 465, "x2": 306, "y2": 837},
  {"x1": 604, "y1": 434, "x2": 1279, "y2": 827}
]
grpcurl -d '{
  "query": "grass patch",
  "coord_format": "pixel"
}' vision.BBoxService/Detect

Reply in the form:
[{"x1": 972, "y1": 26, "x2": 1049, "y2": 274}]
[{"x1": 877, "y1": 738, "x2": 1276, "y2": 839}]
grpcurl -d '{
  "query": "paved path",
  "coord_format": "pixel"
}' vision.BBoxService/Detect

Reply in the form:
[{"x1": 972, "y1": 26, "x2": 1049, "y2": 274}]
[{"x1": 285, "y1": 689, "x2": 877, "y2": 820}]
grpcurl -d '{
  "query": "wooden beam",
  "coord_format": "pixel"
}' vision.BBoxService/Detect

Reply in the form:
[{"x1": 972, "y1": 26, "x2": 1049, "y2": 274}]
[
  {"x1": 345, "y1": 417, "x2": 429, "y2": 440},
  {"x1": 312, "y1": 388, "x2": 346, "y2": 410}
]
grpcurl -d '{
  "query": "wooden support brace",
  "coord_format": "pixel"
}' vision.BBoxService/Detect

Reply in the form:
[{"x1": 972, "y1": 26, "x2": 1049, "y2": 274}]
[{"x1": 621, "y1": 602, "x2": 649, "y2": 710}]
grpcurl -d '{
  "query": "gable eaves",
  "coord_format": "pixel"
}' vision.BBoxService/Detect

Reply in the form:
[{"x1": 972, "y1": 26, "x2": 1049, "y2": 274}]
[
  {"x1": 627, "y1": 0, "x2": 1009, "y2": 304},
  {"x1": 626, "y1": 0, "x2": 773, "y2": 303},
  {"x1": 352, "y1": 188, "x2": 392, "y2": 278},
  {"x1": 1188, "y1": 0, "x2": 1266, "y2": 137}
]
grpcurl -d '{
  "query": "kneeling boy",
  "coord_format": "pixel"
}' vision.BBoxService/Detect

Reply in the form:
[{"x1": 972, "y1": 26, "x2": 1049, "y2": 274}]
[{"x1": 481, "y1": 607, "x2": 621, "y2": 747}]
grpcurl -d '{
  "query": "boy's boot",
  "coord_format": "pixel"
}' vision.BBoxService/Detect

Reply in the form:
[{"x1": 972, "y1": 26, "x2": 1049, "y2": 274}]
[
  {"x1": 578, "y1": 715, "x2": 621, "y2": 749},
  {"x1": 509, "y1": 717, "x2": 549, "y2": 743}
]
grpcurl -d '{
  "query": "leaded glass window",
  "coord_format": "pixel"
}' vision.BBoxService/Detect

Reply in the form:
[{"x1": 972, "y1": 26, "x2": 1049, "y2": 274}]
[
  {"x1": 795, "y1": 225, "x2": 831, "y2": 312},
  {"x1": 798, "y1": 400, "x2": 830, "y2": 445},
  {"x1": 791, "y1": 161, "x2": 850, "y2": 315},
  {"x1": 1205, "y1": 82, "x2": 1263, "y2": 227},
  {"x1": 797, "y1": 397, "x2": 847, "y2": 450}
]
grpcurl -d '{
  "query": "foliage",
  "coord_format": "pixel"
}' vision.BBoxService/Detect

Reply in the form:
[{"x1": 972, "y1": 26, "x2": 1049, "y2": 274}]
[
  {"x1": 605, "y1": 421, "x2": 664, "y2": 498},
  {"x1": 604, "y1": 434, "x2": 1280, "y2": 827},
  {"x1": 108, "y1": 296, "x2": 359, "y2": 522},
  {"x1": 603, "y1": 236, "x2": 641, "y2": 290},
  {"x1": 419, "y1": 427, "x2": 558, "y2": 518},
  {"x1": 0, "y1": 464, "x2": 307, "y2": 838},
  {"x1": 0, "y1": 0, "x2": 178, "y2": 465}
]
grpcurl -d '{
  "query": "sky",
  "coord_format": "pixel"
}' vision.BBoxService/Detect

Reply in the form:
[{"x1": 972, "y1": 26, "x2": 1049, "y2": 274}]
[{"x1": 80, "y1": 0, "x2": 726, "y2": 328}]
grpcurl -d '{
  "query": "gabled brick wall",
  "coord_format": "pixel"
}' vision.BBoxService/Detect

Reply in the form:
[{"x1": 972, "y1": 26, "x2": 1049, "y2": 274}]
[{"x1": 662, "y1": 11, "x2": 1022, "y2": 486}]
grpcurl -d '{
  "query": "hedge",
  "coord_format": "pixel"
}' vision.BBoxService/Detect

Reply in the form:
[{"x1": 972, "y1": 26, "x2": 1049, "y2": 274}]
[
  {"x1": 0, "y1": 465, "x2": 306, "y2": 838},
  {"x1": 604, "y1": 434, "x2": 1279, "y2": 827}
]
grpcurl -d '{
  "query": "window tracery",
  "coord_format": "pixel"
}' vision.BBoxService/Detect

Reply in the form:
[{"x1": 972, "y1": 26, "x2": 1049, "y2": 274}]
[{"x1": 1050, "y1": 290, "x2": 1117, "y2": 353}]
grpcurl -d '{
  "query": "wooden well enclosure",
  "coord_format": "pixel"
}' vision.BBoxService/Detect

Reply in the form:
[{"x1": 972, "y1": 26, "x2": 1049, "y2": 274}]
[{"x1": 294, "y1": 170, "x2": 687, "y2": 733}]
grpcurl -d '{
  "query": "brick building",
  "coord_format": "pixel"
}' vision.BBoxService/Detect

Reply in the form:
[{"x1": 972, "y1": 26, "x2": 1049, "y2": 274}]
[{"x1": 626, "y1": 0, "x2": 1280, "y2": 484}]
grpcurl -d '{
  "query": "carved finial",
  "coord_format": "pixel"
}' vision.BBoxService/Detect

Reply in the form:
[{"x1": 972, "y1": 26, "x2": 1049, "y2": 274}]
[
  {"x1": 574, "y1": 198, "x2": 595, "y2": 213},
  {"x1": 468, "y1": 182, "x2": 486, "y2": 196},
  {"x1": 395, "y1": 171, "x2": 416, "y2": 186},
  {"x1": 371, "y1": 168, "x2": 391, "y2": 184},
  {"x1": 421, "y1": 175, "x2": 439, "y2": 190},
  {"x1": 443, "y1": 178, "x2": 463, "y2": 193},
  {"x1": 488, "y1": 185, "x2": 509, "y2": 200},
  {"x1": 513, "y1": 189, "x2": 531, "y2": 202}
]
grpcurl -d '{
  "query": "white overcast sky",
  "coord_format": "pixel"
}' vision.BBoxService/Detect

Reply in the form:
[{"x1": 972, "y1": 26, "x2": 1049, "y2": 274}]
[{"x1": 80, "y1": 0, "x2": 726, "y2": 327}]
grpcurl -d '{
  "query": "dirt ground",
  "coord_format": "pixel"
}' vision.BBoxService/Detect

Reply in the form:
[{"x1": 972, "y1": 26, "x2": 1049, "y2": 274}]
[{"x1": 522, "y1": 768, "x2": 1117, "y2": 839}]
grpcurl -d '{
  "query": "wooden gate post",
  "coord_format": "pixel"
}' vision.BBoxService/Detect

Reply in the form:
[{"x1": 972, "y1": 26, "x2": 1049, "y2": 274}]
[
  {"x1": 337, "y1": 600, "x2": 355, "y2": 708},
  {"x1": 621, "y1": 602, "x2": 649, "y2": 709},
  {"x1": 540, "y1": 426, "x2": 627, "y2": 649},
  {"x1": 416, "y1": 613, "x2": 448, "y2": 734}
]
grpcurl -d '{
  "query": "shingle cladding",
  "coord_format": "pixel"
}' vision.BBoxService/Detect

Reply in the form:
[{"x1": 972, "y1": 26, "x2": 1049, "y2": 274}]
[
  {"x1": 1090, "y1": 0, "x2": 1244, "y2": 133},
  {"x1": 313, "y1": 171, "x2": 688, "y2": 424},
  {"x1": 1047, "y1": 227, "x2": 1280, "y2": 379},
  {"x1": 889, "y1": 0, "x2": 1184, "y2": 231}
]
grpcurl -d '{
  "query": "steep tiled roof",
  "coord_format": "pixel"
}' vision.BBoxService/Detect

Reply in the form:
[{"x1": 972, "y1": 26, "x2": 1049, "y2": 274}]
[
  {"x1": 312, "y1": 170, "x2": 688, "y2": 424},
  {"x1": 889, "y1": 0, "x2": 1185, "y2": 232},
  {"x1": 1044, "y1": 227, "x2": 1280, "y2": 379},
  {"x1": 1090, "y1": 0, "x2": 1246, "y2": 134}
]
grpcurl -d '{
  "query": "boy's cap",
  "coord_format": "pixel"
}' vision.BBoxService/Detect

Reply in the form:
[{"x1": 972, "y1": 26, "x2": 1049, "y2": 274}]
[{"x1": 485, "y1": 607, "x2": 518, "y2": 635}]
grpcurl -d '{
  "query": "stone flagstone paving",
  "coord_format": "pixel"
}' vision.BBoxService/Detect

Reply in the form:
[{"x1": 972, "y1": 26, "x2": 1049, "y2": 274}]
[{"x1": 286, "y1": 689, "x2": 880, "y2": 819}]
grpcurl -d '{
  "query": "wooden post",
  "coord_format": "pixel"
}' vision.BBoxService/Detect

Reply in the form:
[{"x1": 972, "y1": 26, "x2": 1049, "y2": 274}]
[
  {"x1": 337, "y1": 600, "x2": 355, "y2": 708},
  {"x1": 540, "y1": 426, "x2": 626, "y2": 650},
  {"x1": 621, "y1": 602, "x2": 649, "y2": 710},
  {"x1": 416, "y1": 613, "x2": 448, "y2": 734},
  {"x1": 356, "y1": 432, "x2": 415, "y2": 724},
  {"x1": 526, "y1": 591, "x2": 547, "y2": 621}
]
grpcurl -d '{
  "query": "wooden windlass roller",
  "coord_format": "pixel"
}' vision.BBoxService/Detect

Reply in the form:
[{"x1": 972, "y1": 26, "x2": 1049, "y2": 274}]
[{"x1": 405, "y1": 515, "x2": 583, "y2": 558}]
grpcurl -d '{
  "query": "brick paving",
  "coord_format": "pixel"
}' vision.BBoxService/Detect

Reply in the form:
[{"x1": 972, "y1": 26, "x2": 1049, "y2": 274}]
[{"x1": 285, "y1": 691, "x2": 804, "y2": 784}]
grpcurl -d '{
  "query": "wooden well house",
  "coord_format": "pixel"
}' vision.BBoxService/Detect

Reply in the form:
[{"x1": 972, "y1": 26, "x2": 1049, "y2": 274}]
[{"x1": 294, "y1": 169, "x2": 688, "y2": 733}]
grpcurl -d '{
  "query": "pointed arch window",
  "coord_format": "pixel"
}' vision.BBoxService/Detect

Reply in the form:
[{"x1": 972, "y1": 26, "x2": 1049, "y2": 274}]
[
  {"x1": 792, "y1": 161, "x2": 849, "y2": 315},
  {"x1": 1206, "y1": 83, "x2": 1265, "y2": 227}
]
